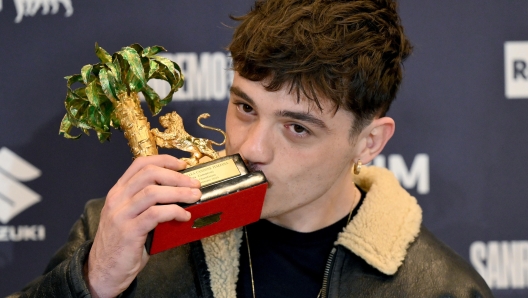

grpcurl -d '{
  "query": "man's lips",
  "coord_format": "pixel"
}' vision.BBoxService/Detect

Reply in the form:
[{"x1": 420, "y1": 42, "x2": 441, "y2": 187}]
[
  {"x1": 245, "y1": 161, "x2": 272, "y2": 187},
  {"x1": 246, "y1": 161, "x2": 261, "y2": 173}
]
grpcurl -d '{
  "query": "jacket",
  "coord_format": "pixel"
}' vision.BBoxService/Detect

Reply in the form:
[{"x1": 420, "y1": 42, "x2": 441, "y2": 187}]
[{"x1": 9, "y1": 166, "x2": 493, "y2": 297}]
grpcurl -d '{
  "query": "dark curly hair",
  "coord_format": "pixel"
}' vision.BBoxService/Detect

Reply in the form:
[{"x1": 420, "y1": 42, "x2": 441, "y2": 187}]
[{"x1": 228, "y1": 0, "x2": 412, "y2": 134}]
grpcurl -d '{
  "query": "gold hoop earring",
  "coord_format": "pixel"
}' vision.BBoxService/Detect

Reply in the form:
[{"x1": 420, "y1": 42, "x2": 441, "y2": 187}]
[{"x1": 353, "y1": 160, "x2": 362, "y2": 175}]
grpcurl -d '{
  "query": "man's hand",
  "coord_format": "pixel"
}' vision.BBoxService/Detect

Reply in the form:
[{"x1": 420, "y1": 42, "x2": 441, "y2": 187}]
[{"x1": 84, "y1": 155, "x2": 201, "y2": 298}]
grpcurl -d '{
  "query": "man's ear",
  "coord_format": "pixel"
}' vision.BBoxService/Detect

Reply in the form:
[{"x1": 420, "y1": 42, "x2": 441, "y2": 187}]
[{"x1": 356, "y1": 117, "x2": 395, "y2": 164}]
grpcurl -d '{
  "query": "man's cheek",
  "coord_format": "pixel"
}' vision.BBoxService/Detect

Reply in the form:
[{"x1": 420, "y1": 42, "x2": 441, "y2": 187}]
[
  {"x1": 224, "y1": 130, "x2": 237, "y2": 154},
  {"x1": 224, "y1": 140, "x2": 238, "y2": 156}
]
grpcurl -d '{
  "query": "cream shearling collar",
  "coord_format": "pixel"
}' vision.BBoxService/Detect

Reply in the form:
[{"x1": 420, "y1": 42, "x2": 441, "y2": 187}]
[
  {"x1": 337, "y1": 165, "x2": 422, "y2": 275},
  {"x1": 201, "y1": 166, "x2": 422, "y2": 297}
]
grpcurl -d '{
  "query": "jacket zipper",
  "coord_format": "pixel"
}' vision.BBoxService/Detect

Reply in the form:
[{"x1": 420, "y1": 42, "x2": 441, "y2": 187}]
[{"x1": 320, "y1": 247, "x2": 337, "y2": 298}]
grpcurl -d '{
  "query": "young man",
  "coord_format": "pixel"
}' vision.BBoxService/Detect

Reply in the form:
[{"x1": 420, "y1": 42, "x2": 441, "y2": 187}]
[{"x1": 10, "y1": 0, "x2": 492, "y2": 297}]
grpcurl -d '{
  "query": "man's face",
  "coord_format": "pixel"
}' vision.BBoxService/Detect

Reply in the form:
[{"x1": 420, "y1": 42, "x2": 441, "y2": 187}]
[{"x1": 225, "y1": 72, "x2": 361, "y2": 230}]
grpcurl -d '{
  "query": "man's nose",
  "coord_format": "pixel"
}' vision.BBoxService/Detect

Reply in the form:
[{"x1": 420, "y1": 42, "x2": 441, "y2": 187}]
[{"x1": 238, "y1": 121, "x2": 273, "y2": 165}]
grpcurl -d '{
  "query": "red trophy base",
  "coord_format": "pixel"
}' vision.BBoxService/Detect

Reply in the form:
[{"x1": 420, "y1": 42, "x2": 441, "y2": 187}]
[{"x1": 145, "y1": 154, "x2": 267, "y2": 255}]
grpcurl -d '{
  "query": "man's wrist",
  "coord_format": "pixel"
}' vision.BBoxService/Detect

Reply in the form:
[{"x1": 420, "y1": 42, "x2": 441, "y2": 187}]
[{"x1": 83, "y1": 257, "x2": 103, "y2": 298}]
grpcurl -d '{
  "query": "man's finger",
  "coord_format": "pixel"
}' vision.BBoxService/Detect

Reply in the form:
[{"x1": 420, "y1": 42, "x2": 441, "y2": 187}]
[
  {"x1": 115, "y1": 165, "x2": 200, "y2": 205},
  {"x1": 115, "y1": 155, "x2": 188, "y2": 188},
  {"x1": 123, "y1": 185, "x2": 202, "y2": 218},
  {"x1": 133, "y1": 204, "x2": 192, "y2": 235}
]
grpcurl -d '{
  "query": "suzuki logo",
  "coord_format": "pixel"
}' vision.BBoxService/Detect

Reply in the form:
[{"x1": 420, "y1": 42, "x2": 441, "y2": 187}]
[{"x1": 0, "y1": 147, "x2": 41, "y2": 224}]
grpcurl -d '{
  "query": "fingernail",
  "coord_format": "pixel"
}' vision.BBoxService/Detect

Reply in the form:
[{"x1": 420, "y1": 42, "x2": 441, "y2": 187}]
[
  {"x1": 191, "y1": 188, "x2": 201, "y2": 198},
  {"x1": 191, "y1": 178, "x2": 200, "y2": 186},
  {"x1": 186, "y1": 211, "x2": 191, "y2": 220}
]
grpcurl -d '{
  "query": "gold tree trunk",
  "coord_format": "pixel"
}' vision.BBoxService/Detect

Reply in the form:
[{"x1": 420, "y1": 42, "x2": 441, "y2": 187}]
[{"x1": 114, "y1": 93, "x2": 158, "y2": 158}]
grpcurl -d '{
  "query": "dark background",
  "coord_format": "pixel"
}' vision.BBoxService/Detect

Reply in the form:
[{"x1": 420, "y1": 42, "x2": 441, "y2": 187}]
[{"x1": 1, "y1": 1, "x2": 527, "y2": 296}]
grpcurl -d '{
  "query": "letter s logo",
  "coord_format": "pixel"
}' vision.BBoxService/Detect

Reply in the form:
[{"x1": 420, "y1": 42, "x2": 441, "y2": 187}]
[{"x1": 0, "y1": 147, "x2": 41, "y2": 224}]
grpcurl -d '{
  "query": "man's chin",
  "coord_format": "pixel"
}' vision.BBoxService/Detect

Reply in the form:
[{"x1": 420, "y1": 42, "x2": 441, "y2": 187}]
[
  {"x1": 259, "y1": 207, "x2": 273, "y2": 220},
  {"x1": 258, "y1": 190, "x2": 277, "y2": 220}
]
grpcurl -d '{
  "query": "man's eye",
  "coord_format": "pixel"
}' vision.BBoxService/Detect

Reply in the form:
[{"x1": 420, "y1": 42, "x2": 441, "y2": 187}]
[
  {"x1": 292, "y1": 124, "x2": 306, "y2": 134},
  {"x1": 286, "y1": 124, "x2": 309, "y2": 137},
  {"x1": 240, "y1": 104, "x2": 253, "y2": 113}
]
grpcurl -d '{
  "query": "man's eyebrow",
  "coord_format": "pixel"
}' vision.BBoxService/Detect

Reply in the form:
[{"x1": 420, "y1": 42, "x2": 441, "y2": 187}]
[
  {"x1": 230, "y1": 85, "x2": 329, "y2": 130},
  {"x1": 230, "y1": 86, "x2": 256, "y2": 106},
  {"x1": 276, "y1": 110, "x2": 329, "y2": 131}
]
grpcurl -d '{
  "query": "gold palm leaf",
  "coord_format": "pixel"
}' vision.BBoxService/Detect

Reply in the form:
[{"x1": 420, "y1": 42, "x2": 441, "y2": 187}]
[{"x1": 59, "y1": 43, "x2": 184, "y2": 157}]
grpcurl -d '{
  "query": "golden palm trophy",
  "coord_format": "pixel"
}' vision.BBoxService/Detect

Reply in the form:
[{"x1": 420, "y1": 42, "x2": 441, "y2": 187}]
[{"x1": 59, "y1": 44, "x2": 267, "y2": 254}]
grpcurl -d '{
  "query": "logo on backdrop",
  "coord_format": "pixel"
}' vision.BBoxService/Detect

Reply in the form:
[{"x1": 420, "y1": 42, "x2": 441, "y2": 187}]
[
  {"x1": 0, "y1": 0, "x2": 73, "y2": 23},
  {"x1": 372, "y1": 154, "x2": 430, "y2": 194},
  {"x1": 147, "y1": 52, "x2": 233, "y2": 102},
  {"x1": 0, "y1": 147, "x2": 45, "y2": 242},
  {"x1": 505, "y1": 41, "x2": 528, "y2": 99},
  {"x1": 470, "y1": 240, "x2": 528, "y2": 290}
]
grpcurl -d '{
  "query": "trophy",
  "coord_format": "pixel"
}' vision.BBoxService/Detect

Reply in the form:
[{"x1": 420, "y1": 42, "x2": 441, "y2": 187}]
[{"x1": 59, "y1": 43, "x2": 267, "y2": 254}]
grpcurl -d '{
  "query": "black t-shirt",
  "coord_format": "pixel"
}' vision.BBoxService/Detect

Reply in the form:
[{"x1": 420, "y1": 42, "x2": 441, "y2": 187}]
[{"x1": 236, "y1": 187, "x2": 366, "y2": 298}]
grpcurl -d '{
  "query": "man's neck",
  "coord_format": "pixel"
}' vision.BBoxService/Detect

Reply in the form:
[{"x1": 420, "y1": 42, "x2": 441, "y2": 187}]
[{"x1": 266, "y1": 178, "x2": 361, "y2": 233}]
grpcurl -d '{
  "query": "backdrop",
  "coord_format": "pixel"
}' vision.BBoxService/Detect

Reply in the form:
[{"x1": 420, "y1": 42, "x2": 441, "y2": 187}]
[{"x1": 1, "y1": 1, "x2": 527, "y2": 297}]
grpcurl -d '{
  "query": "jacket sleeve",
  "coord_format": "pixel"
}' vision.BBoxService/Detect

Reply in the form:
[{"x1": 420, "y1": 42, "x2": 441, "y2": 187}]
[{"x1": 6, "y1": 199, "x2": 105, "y2": 298}]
